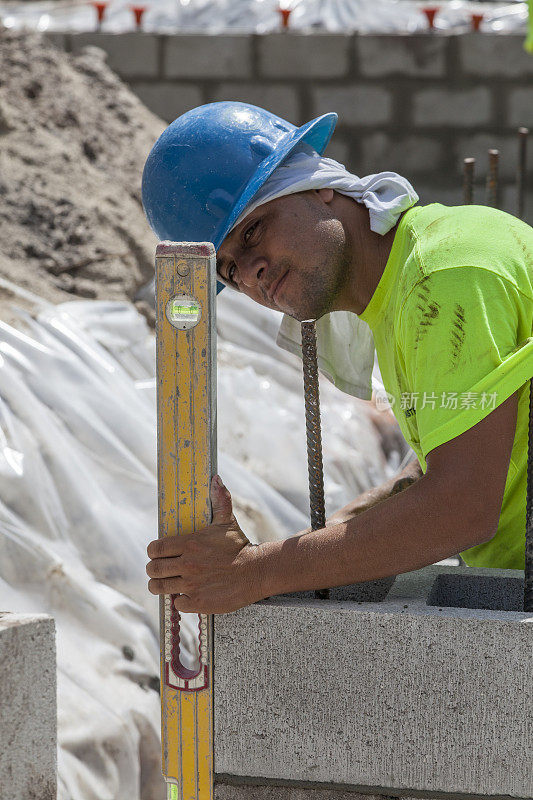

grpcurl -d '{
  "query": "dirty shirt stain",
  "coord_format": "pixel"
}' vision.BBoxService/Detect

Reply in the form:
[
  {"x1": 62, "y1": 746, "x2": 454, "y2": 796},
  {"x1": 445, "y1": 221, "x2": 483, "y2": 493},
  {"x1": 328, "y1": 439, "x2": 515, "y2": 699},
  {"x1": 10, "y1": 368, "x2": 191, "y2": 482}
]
[
  {"x1": 451, "y1": 303, "x2": 466, "y2": 363},
  {"x1": 414, "y1": 279, "x2": 441, "y2": 350}
]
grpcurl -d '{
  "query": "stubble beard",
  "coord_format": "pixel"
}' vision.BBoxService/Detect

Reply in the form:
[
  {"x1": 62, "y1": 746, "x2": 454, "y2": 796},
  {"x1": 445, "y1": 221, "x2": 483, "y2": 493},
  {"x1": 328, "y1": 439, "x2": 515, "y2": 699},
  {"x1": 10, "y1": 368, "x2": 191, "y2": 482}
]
[{"x1": 284, "y1": 243, "x2": 350, "y2": 323}]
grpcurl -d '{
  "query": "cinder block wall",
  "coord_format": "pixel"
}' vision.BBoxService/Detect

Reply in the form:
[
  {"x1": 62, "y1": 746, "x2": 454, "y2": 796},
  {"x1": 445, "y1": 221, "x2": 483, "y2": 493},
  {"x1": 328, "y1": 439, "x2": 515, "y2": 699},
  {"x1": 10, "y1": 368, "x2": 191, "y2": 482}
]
[{"x1": 48, "y1": 31, "x2": 533, "y2": 222}]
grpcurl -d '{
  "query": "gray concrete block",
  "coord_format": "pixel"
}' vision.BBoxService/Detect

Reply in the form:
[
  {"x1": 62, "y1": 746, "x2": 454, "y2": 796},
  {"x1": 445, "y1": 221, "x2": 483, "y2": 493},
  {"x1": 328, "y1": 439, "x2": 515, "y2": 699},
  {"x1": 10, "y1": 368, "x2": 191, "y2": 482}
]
[
  {"x1": 460, "y1": 33, "x2": 533, "y2": 77},
  {"x1": 71, "y1": 32, "x2": 159, "y2": 78},
  {"x1": 360, "y1": 132, "x2": 443, "y2": 175},
  {"x1": 321, "y1": 136, "x2": 350, "y2": 167},
  {"x1": 214, "y1": 565, "x2": 533, "y2": 798},
  {"x1": 164, "y1": 35, "x2": 252, "y2": 79},
  {"x1": 130, "y1": 81, "x2": 203, "y2": 123},
  {"x1": 42, "y1": 32, "x2": 68, "y2": 51},
  {"x1": 508, "y1": 87, "x2": 533, "y2": 128},
  {"x1": 0, "y1": 613, "x2": 56, "y2": 800},
  {"x1": 357, "y1": 34, "x2": 446, "y2": 78},
  {"x1": 215, "y1": 783, "x2": 434, "y2": 799},
  {"x1": 280, "y1": 576, "x2": 395, "y2": 603},
  {"x1": 413, "y1": 86, "x2": 491, "y2": 127},
  {"x1": 313, "y1": 86, "x2": 391, "y2": 126},
  {"x1": 258, "y1": 34, "x2": 349, "y2": 79},
  {"x1": 414, "y1": 181, "x2": 463, "y2": 208},
  {"x1": 210, "y1": 83, "x2": 300, "y2": 124}
]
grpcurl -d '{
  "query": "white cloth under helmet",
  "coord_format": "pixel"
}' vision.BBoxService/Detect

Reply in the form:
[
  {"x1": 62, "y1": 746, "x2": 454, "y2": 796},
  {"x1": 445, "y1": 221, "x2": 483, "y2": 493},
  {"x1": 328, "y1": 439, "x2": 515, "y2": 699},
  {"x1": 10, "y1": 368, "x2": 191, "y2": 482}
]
[{"x1": 230, "y1": 146, "x2": 419, "y2": 400}]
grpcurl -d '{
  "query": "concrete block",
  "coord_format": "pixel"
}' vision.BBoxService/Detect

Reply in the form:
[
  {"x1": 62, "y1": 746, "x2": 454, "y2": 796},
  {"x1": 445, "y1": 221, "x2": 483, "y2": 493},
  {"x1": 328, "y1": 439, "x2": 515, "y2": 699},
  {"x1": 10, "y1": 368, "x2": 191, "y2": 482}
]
[
  {"x1": 258, "y1": 34, "x2": 349, "y2": 79},
  {"x1": 281, "y1": 576, "x2": 395, "y2": 603},
  {"x1": 508, "y1": 87, "x2": 533, "y2": 128},
  {"x1": 130, "y1": 82, "x2": 203, "y2": 123},
  {"x1": 460, "y1": 33, "x2": 533, "y2": 77},
  {"x1": 164, "y1": 35, "x2": 251, "y2": 79},
  {"x1": 414, "y1": 181, "x2": 463, "y2": 208},
  {"x1": 413, "y1": 86, "x2": 491, "y2": 127},
  {"x1": 214, "y1": 565, "x2": 533, "y2": 798},
  {"x1": 360, "y1": 132, "x2": 443, "y2": 175},
  {"x1": 322, "y1": 136, "x2": 350, "y2": 168},
  {"x1": 0, "y1": 613, "x2": 56, "y2": 800},
  {"x1": 42, "y1": 32, "x2": 68, "y2": 51},
  {"x1": 456, "y1": 132, "x2": 532, "y2": 181},
  {"x1": 215, "y1": 783, "x2": 433, "y2": 800},
  {"x1": 313, "y1": 86, "x2": 391, "y2": 126},
  {"x1": 210, "y1": 83, "x2": 300, "y2": 124},
  {"x1": 357, "y1": 34, "x2": 446, "y2": 78},
  {"x1": 71, "y1": 32, "x2": 159, "y2": 78}
]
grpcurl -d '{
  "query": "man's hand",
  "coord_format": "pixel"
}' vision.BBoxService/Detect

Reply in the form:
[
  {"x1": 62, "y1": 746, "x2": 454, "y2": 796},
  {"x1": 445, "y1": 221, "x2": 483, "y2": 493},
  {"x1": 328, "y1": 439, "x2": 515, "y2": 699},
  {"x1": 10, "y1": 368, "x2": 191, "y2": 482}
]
[{"x1": 146, "y1": 475, "x2": 263, "y2": 614}]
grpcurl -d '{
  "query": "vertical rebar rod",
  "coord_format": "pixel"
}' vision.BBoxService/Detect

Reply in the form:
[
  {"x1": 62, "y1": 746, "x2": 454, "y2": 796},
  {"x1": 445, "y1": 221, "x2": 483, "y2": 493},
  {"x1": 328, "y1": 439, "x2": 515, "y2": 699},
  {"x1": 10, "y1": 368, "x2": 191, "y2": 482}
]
[
  {"x1": 517, "y1": 127, "x2": 529, "y2": 221},
  {"x1": 463, "y1": 158, "x2": 475, "y2": 205},
  {"x1": 525, "y1": 379, "x2": 533, "y2": 612},
  {"x1": 300, "y1": 320, "x2": 329, "y2": 600},
  {"x1": 486, "y1": 149, "x2": 499, "y2": 208}
]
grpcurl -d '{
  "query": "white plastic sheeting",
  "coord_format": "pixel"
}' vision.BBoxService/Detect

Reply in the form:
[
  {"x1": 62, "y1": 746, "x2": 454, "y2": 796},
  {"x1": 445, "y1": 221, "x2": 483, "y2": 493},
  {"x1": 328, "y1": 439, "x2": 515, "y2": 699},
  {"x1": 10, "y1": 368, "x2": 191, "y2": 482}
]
[
  {"x1": 0, "y1": 286, "x2": 396, "y2": 800},
  {"x1": 0, "y1": 0, "x2": 528, "y2": 34}
]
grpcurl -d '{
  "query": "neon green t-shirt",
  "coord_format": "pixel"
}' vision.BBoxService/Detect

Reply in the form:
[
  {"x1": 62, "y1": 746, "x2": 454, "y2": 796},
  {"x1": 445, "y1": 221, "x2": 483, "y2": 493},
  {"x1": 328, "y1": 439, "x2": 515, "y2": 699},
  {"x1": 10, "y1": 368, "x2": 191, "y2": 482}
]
[{"x1": 359, "y1": 203, "x2": 533, "y2": 569}]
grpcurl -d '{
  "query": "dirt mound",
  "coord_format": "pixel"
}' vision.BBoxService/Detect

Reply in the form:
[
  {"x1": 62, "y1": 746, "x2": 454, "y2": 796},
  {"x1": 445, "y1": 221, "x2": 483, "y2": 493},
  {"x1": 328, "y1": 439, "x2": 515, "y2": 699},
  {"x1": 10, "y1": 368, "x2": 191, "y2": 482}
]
[{"x1": 0, "y1": 29, "x2": 165, "y2": 324}]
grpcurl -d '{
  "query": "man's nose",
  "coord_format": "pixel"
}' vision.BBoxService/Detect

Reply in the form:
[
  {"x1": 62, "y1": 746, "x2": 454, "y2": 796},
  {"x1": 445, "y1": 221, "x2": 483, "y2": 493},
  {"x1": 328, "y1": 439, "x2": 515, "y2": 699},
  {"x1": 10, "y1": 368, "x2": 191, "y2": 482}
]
[{"x1": 236, "y1": 252, "x2": 267, "y2": 288}]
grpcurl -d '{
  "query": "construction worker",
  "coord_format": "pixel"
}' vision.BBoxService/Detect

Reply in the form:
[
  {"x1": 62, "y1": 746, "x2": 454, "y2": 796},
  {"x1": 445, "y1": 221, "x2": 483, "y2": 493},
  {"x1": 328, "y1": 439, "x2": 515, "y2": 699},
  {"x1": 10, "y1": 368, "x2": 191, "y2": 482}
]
[{"x1": 143, "y1": 102, "x2": 533, "y2": 614}]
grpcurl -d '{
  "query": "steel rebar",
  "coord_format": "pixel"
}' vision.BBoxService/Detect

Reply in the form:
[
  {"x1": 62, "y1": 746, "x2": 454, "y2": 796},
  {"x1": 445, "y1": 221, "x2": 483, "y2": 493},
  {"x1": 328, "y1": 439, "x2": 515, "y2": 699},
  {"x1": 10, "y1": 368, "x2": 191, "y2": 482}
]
[
  {"x1": 300, "y1": 320, "x2": 329, "y2": 600},
  {"x1": 524, "y1": 379, "x2": 533, "y2": 611},
  {"x1": 463, "y1": 157, "x2": 475, "y2": 205},
  {"x1": 517, "y1": 127, "x2": 529, "y2": 221},
  {"x1": 486, "y1": 149, "x2": 500, "y2": 208}
]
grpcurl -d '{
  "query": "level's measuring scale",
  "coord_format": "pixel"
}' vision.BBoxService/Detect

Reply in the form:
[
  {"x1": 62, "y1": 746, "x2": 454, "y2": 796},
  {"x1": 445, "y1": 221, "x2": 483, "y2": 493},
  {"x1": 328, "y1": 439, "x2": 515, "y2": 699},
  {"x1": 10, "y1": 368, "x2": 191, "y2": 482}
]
[{"x1": 155, "y1": 242, "x2": 216, "y2": 800}]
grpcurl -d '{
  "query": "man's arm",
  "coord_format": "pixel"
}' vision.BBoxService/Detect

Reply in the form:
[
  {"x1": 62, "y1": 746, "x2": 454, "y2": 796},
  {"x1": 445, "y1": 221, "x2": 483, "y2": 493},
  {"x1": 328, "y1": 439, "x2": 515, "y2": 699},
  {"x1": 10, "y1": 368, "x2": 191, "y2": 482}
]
[
  {"x1": 325, "y1": 457, "x2": 422, "y2": 526},
  {"x1": 255, "y1": 392, "x2": 518, "y2": 597},
  {"x1": 146, "y1": 392, "x2": 517, "y2": 613}
]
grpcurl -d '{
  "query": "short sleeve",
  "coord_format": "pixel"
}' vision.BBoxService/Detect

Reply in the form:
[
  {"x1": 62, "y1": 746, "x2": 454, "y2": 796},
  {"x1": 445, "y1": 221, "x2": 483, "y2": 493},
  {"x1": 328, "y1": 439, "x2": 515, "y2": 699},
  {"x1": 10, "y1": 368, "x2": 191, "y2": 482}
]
[{"x1": 398, "y1": 266, "x2": 533, "y2": 459}]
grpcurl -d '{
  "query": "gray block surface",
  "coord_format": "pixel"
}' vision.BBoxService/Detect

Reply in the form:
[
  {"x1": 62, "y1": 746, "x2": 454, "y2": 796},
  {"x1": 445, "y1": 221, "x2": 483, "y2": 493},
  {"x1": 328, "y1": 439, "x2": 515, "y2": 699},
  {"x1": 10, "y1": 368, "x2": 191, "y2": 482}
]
[
  {"x1": 0, "y1": 613, "x2": 57, "y2": 800},
  {"x1": 357, "y1": 34, "x2": 446, "y2": 77},
  {"x1": 71, "y1": 32, "x2": 159, "y2": 77},
  {"x1": 215, "y1": 782, "x2": 434, "y2": 800},
  {"x1": 214, "y1": 566, "x2": 533, "y2": 799},
  {"x1": 258, "y1": 34, "x2": 349, "y2": 79}
]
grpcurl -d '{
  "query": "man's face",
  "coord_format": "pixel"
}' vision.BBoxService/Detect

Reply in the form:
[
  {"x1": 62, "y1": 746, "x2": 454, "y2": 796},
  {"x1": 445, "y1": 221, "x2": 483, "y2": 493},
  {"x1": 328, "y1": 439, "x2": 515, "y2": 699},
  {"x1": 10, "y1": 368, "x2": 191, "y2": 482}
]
[{"x1": 216, "y1": 190, "x2": 350, "y2": 321}]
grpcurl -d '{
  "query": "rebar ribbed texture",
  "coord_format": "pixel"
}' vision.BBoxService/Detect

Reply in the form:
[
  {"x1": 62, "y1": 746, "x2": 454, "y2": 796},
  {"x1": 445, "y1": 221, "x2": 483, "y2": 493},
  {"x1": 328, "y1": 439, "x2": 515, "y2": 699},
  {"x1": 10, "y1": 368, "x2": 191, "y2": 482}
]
[
  {"x1": 524, "y1": 379, "x2": 533, "y2": 611},
  {"x1": 463, "y1": 158, "x2": 475, "y2": 205},
  {"x1": 486, "y1": 149, "x2": 499, "y2": 208},
  {"x1": 301, "y1": 320, "x2": 329, "y2": 600}
]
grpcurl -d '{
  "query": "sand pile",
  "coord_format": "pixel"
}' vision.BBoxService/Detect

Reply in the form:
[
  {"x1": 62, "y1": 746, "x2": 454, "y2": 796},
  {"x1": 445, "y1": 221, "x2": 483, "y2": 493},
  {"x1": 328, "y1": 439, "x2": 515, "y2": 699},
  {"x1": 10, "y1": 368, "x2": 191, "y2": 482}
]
[{"x1": 0, "y1": 29, "x2": 164, "y2": 324}]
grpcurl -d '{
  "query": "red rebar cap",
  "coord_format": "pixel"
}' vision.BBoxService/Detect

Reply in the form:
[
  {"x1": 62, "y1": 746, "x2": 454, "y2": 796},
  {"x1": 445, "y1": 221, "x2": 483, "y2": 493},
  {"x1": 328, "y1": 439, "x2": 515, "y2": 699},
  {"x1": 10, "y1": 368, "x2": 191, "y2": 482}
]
[
  {"x1": 422, "y1": 6, "x2": 440, "y2": 28},
  {"x1": 471, "y1": 12, "x2": 484, "y2": 30},
  {"x1": 92, "y1": 1, "x2": 107, "y2": 22},
  {"x1": 277, "y1": 7, "x2": 292, "y2": 28},
  {"x1": 130, "y1": 5, "x2": 147, "y2": 27}
]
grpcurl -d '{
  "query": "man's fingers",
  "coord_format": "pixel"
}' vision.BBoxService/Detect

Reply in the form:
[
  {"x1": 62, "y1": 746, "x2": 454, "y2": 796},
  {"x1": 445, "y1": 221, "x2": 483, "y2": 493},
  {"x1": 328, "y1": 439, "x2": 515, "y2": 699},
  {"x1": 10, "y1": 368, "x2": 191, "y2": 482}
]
[
  {"x1": 146, "y1": 556, "x2": 182, "y2": 579},
  {"x1": 173, "y1": 594, "x2": 195, "y2": 613},
  {"x1": 210, "y1": 474, "x2": 233, "y2": 525},
  {"x1": 147, "y1": 535, "x2": 184, "y2": 560},
  {"x1": 148, "y1": 576, "x2": 186, "y2": 595}
]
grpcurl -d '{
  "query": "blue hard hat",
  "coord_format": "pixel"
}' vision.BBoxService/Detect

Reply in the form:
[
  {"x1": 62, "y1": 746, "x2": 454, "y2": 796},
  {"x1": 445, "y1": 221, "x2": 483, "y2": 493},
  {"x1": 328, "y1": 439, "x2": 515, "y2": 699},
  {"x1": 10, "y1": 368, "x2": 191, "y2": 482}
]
[{"x1": 141, "y1": 102, "x2": 337, "y2": 293}]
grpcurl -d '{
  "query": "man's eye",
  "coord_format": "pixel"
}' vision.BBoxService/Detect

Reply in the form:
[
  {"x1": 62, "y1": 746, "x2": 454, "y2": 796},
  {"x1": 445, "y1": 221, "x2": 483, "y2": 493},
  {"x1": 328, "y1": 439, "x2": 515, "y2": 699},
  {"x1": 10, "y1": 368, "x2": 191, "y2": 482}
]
[
  {"x1": 243, "y1": 220, "x2": 259, "y2": 244},
  {"x1": 228, "y1": 263, "x2": 237, "y2": 284}
]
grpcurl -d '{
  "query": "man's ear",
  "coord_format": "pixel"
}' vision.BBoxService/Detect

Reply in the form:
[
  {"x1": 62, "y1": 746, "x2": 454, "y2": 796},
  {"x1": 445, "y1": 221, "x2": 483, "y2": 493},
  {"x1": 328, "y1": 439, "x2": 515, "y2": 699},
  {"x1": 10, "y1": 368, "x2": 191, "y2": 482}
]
[{"x1": 316, "y1": 188, "x2": 334, "y2": 204}]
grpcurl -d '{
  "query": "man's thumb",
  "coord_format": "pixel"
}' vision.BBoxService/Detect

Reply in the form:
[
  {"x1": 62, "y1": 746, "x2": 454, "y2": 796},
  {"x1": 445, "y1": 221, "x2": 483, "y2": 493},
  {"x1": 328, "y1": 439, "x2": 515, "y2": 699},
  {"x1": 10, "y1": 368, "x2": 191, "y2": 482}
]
[{"x1": 210, "y1": 474, "x2": 233, "y2": 524}]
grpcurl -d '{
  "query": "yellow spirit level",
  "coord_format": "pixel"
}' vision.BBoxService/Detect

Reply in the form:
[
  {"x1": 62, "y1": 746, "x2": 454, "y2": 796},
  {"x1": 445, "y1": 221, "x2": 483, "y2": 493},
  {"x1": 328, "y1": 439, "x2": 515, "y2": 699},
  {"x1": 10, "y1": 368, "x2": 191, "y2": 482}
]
[{"x1": 155, "y1": 242, "x2": 216, "y2": 800}]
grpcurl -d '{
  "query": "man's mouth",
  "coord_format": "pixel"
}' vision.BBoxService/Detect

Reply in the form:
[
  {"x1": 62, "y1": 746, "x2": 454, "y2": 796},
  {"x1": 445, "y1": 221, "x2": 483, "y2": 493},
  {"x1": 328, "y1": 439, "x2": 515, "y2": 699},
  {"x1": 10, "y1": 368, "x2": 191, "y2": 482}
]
[{"x1": 268, "y1": 270, "x2": 289, "y2": 303}]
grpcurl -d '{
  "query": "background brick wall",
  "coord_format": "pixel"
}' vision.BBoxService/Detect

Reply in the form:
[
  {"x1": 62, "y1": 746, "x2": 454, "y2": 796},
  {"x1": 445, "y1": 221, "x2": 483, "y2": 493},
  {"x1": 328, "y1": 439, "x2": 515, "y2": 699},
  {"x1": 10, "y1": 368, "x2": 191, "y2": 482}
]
[{"x1": 48, "y1": 31, "x2": 533, "y2": 223}]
